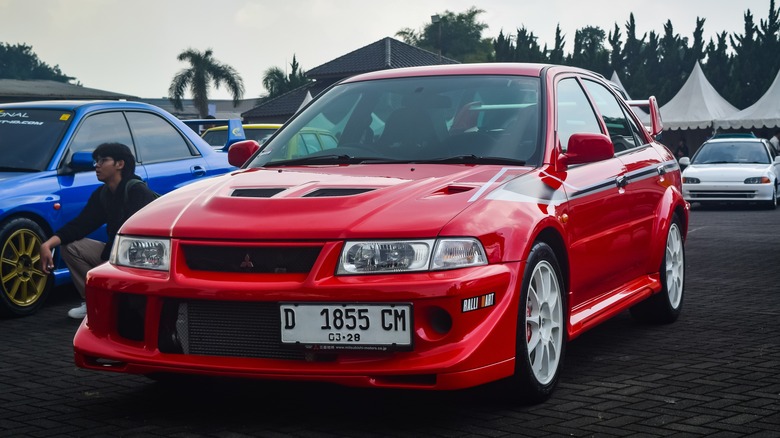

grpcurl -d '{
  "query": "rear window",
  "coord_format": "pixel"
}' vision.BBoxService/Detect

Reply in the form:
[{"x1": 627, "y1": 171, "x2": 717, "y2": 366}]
[{"x1": 0, "y1": 109, "x2": 73, "y2": 171}]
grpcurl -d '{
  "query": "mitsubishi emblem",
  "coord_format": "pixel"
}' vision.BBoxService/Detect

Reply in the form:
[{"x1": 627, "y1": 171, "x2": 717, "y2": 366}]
[{"x1": 240, "y1": 254, "x2": 254, "y2": 269}]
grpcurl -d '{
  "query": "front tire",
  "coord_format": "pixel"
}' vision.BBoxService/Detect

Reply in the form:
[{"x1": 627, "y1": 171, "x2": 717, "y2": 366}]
[
  {"x1": 496, "y1": 242, "x2": 566, "y2": 404},
  {"x1": 0, "y1": 218, "x2": 53, "y2": 318},
  {"x1": 630, "y1": 214, "x2": 684, "y2": 323}
]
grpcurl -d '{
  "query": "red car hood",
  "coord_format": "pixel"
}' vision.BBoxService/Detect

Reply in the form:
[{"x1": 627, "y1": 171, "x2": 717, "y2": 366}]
[{"x1": 124, "y1": 165, "x2": 533, "y2": 240}]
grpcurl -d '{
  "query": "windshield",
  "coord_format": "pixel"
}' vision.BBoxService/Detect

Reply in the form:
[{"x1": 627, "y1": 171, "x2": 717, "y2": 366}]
[
  {"x1": 245, "y1": 128, "x2": 279, "y2": 144},
  {"x1": 0, "y1": 109, "x2": 73, "y2": 171},
  {"x1": 692, "y1": 141, "x2": 770, "y2": 164},
  {"x1": 202, "y1": 129, "x2": 228, "y2": 147},
  {"x1": 246, "y1": 75, "x2": 541, "y2": 167}
]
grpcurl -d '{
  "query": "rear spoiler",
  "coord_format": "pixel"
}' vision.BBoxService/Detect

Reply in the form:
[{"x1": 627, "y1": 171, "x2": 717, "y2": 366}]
[{"x1": 626, "y1": 96, "x2": 663, "y2": 136}]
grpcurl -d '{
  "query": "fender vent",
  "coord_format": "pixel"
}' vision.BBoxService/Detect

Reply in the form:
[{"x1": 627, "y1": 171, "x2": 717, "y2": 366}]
[{"x1": 303, "y1": 188, "x2": 375, "y2": 197}]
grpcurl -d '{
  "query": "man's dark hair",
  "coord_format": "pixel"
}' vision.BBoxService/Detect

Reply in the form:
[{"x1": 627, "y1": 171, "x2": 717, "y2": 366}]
[{"x1": 92, "y1": 142, "x2": 135, "y2": 179}]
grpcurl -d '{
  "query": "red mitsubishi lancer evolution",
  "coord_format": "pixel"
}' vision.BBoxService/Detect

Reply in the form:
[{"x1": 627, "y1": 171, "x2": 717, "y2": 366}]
[{"x1": 74, "y1": 63, "x2": 688, "y2": 404}]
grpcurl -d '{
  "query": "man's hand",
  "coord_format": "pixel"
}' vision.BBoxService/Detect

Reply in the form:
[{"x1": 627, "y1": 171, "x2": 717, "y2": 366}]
[{"x1": 39, "y1": 236, "x2": 61, "y2": 274}]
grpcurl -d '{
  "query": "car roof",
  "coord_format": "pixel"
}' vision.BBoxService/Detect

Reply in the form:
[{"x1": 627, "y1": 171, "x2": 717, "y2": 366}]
[
  {"x1": 703, "y1": 137, "x2": 766, "y2": 144},
  {"x1": 339, "y1": 63, "x2": 565, "y2": 83},
  {"x1": 0, "y1": 99, "x2": 159, "y2": 111}
]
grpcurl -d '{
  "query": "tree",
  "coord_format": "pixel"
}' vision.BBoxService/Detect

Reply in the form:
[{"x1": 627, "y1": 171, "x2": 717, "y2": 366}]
[
  {"x1": 396, "y1": 7, "x2": 493, "y2": 62},
  {"x1": 262, "y1": 55, "x2": 311, "y2": 99},
  {"x1": 168, "y1": 48, "x2": 244, "y2": 118},
  {"x1": 0, "y1": 42, "x2": 73, "y2": 82},
  {"x1": 567, "y1": 26, "x2": 610, "y2": 75}
]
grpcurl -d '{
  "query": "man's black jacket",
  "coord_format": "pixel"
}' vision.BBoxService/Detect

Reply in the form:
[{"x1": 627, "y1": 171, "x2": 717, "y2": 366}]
[{"x1": 55, "y1": 176, "x2": 158, "y2": 260}]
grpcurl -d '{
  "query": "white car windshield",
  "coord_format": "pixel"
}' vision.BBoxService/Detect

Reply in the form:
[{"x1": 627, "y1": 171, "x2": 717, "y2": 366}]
[{"x1": 692, "y1": 141, "x2": 770, "y2": 165}]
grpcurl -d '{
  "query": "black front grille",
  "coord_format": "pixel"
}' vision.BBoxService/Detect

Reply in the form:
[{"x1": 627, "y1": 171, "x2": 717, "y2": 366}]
[
  {"x1": 158, "y1": 299, "x2": 307, "y2": 360},
  {"x1": 181, "y1": 245, "x2": 322, "y2": 273}
]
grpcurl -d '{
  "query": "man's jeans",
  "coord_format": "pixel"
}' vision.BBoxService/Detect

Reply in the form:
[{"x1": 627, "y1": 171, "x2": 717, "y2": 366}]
[{"x1": 61, "y1": 239, "x2": 105, "y2": 299}]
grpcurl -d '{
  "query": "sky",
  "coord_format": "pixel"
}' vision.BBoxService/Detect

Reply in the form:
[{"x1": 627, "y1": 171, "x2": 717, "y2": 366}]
[{"x1": 0, "y1": 0, "x2": 774, "y2": 100}]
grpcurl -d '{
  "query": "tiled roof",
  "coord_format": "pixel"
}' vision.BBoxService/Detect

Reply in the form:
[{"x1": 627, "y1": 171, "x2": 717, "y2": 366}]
[
  {"x1": 242, "y1": 37, "x2": 459, "y2": 120},
  {"x1": 307, "y1": 37, "x2": 458, "y2": 79},
  {"x1": 242, "y1": 81, "x2": 331, "y2": 119},
  {"x1": 0, "y1": 79, "x2": 136, "y2": 100}
]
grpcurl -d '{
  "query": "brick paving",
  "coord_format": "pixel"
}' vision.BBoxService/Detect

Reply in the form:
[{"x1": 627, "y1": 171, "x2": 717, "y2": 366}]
[{"x1": 1, "y1": 205, "x2": 778, "y2": 437}]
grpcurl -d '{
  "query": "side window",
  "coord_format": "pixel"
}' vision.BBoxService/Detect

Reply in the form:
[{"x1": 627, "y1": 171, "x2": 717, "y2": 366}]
[
  {"x1": 582, "y1": 79, "x2": 643, "y2": 151},
  {"x1": 556, "y1": 78, "x2": 602, "y2": 152},
  {"x1": 125, "y1": 112, "x2": 195, "y2": 163},
  {"x1": 69, "y1": 111, "x2": 134, "y2": 156}
]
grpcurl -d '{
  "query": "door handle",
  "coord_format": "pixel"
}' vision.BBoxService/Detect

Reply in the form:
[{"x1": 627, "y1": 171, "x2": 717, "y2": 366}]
[
  {"x1": 657, "y1": 165, "x2": 667, "y2": 176},
  {"x1": 616, "y1": 175, "x2": 629, "y2": 188},
  {"x1": 191, "y1": 165, "x2": 206, "y2": 177}
]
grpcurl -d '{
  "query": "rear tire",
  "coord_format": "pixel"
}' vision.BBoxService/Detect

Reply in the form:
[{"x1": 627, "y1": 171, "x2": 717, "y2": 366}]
[
  {"x1": 630, "y1": 214, "x2": 684, "y2": 324},
  {"x1": 0, "y1": 218, "x2": 53, "y2": 318}
]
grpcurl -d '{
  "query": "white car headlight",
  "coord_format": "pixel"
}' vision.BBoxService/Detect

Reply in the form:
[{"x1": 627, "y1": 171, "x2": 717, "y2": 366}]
[
  {"x1": 337, "y1": 238, "x2": 487, "y2": 275},
  {"x1": 110, "y1": 236, "x2": 171, "y2": 271}
]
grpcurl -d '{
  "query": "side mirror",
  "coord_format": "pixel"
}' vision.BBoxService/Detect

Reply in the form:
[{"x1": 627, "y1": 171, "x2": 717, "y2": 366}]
[
  {"x1": 69, "y1": 151, "x2": 95, "y2": 172},
  {"x1": 678, "y1": 157, "x2": 691, "y2": 166},
  {"x1": 228, "y1": 140, "x2": 260, "y2": 167},
  {"x1": 563, "y1": 133, "x2": 614, "y2": 166}
]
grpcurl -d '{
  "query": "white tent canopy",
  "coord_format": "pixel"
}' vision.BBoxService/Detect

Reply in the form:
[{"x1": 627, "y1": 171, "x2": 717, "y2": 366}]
[
  {"x1": 610, "y1": 71, "x2": 632, "y2": 100},
  {"x1": 714, "y1": 67, "x2": 780, "y2": 130},
  {"x1": 659, "y1": 62, "x2": 738, "y2": 131}
]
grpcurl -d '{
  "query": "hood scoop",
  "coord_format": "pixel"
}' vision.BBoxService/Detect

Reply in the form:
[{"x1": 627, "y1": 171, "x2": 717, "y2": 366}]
[
  {"x1": 232, "y1": 188, "x2": 286, "y2": 198},
  {"x1": 303, "y1": 188, "x2": 375, "y2": 197}
]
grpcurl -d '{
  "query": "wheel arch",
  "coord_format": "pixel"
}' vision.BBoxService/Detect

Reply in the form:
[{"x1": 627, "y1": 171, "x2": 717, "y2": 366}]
[
  {"x1": 0, "y1": 212, "x2": 54, "y2": 239},
  {"x1": 531, "y1": 226, "x2": 570, "y2": 324}
]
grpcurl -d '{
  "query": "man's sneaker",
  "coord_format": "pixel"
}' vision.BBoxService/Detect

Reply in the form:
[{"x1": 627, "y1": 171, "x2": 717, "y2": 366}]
[{"x1": 68, "y1": 302, "x2": 87, "y2": 319}]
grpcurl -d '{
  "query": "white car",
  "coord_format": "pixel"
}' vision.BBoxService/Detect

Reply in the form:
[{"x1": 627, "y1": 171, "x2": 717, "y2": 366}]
[{"x1": 679, "y1": 136, "x2": 780, "y2": 209}]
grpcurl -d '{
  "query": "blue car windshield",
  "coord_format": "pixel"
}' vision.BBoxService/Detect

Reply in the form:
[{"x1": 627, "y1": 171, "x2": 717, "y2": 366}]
[{"x1": 0, "y1": 109, "x2": 73, "y2": 171}]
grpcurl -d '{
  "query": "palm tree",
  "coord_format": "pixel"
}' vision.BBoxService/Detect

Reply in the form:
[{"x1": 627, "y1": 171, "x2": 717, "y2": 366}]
[
  {"x1": 262, "y1": 55, "x2": 311, "y2": 99},
  {"x1": 168, "y1": 48, "x2": 244, "y2": 118}
]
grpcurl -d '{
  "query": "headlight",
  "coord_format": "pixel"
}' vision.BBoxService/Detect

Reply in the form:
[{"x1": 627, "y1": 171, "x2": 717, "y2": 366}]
[
  {"x1": 431, "y1": 238, "x2": 488, "y2": 270},
  {"x1": 110, "y1": 235, "x2": 170, "y2": 271},
  {"x1": 337, "y1": 238, "x2": 487, "y2": 275},
  {"x1": 682, "y1": 177, "x2": 700, "y2": 184},
  {"x1": 744, "y1": 176, "x2": 771, "y2": 184}
]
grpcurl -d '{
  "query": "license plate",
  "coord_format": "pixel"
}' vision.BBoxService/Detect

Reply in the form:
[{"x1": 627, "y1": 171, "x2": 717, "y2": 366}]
[{"x1": 280, "y1": 303, "x2": 412, "y2": 349}]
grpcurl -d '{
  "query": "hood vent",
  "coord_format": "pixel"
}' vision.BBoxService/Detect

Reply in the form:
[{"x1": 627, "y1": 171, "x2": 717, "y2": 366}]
[
  {"x1": 303, "y1": 188, "x2": 375, "y2": 197},
  {"x1": 232, "y1": 188, "x2": 286, "y2": 198}
]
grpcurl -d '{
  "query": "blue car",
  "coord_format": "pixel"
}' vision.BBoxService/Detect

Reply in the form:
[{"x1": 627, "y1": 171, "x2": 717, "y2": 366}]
[{"x1": 0, "y1": 100, "x2": 237, "y2": 317}]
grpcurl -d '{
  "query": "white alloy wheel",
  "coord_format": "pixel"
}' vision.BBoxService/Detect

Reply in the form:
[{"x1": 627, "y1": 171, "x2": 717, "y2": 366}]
[
  {"x1": 525, "y1": 259, "x2": 563, "y2": 385},
  {"x1": 665, "y1": 222, "x2": 684, "y2": 309}
]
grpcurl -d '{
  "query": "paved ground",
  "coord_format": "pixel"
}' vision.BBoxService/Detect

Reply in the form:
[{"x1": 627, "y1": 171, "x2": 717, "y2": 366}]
[{"x1": 1, "y1": 205, "x2": 779, "y2": 437}]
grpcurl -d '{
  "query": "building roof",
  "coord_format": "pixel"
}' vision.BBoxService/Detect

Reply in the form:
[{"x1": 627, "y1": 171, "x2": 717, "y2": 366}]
[
  {"x1": 138, "y1": 97, "x2": 261, "y2": 120},
  {"x1": 242, "y1": 37, "x2": 459, "y2": 121},
  {"x1": 0, "y1": 79, "x2": 136, "y2": 101},
  {"x1": 307, "y1": 37, "x2": 458, "y2": 80}
]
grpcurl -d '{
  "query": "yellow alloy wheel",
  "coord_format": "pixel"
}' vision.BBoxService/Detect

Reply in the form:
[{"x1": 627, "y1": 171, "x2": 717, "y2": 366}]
[{"x1": 1, "y1": 227, "x2": 48, "y2": 309}]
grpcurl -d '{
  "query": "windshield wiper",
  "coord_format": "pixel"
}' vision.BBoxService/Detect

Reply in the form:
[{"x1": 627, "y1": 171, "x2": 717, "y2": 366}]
[
  {"x1": 263, "y1": 154, "x2": 381, "y2": 167},
  {"x1": 425, "y1": 155, "x2": 527, "y2": 165}
]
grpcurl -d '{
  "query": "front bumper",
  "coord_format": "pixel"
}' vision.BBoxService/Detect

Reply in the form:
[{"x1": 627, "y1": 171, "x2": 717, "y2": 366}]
[
  {"x1": 73, "y1": 248, "x2": 525, "y2": 391},
  {"x1": 682, "y1": 182, "x2": 775, "y2": 202}
]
